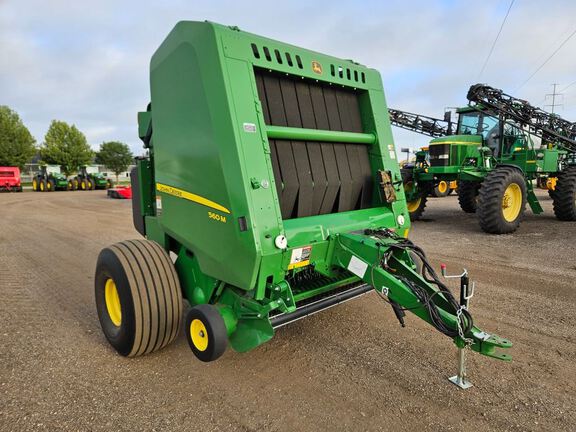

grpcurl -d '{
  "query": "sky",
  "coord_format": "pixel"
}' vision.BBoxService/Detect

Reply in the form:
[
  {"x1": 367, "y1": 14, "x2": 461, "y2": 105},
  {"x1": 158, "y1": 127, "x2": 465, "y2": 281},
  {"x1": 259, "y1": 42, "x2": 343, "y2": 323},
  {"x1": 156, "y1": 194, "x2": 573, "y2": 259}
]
[{"x1": 1, "y1": 0, "x2": 575, "y2": 156}]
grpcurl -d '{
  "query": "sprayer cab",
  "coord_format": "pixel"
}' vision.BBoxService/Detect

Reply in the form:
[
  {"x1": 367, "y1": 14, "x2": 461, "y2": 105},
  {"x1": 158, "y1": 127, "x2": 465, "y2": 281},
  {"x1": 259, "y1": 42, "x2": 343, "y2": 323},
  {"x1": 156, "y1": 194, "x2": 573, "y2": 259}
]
[{"x1": 95, "y1": 22, "x2": 510, "y2": 382}]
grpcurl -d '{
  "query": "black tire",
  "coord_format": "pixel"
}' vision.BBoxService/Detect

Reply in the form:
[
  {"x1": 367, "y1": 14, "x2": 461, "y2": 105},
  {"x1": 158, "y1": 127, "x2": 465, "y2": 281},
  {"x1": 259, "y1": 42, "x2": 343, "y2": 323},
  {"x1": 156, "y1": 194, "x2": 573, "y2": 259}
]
[
  {"x1": 401, "y1": 168, "x2": 428, "y2": 220},
  {"x1": 185, "y1": 304, "x2": 228, "y2": 362},
  {"x1": 40, "y1": 178, "x2": 47, "y2": 192},
  {"x1": 73, "y1": 178, "x2": 79, "y2": 190},
  {"x1": 477, "y1": 167, "x2": 527, "y2": 234},
  {"x1": 89, "y1": 178, "x2": 96, "y2": 190},
  {"x1": 552, "y1": 167, "x2": 576, "y2": 221},
  {"x1": 47, "y1": 179, "x2": 55, "y2": 192},
  {"x1": 458, "y1": 181, "x2": 480, "y2": 213},
  {"x1": 94, "y1": 239, "x2": 183, "y2": 357},
  {"x1": 32, "y1": 177, "x2": 39, "y2": 192},
  {"x1": 431, "y1": 180, "x2": 450, "y2": 198}
]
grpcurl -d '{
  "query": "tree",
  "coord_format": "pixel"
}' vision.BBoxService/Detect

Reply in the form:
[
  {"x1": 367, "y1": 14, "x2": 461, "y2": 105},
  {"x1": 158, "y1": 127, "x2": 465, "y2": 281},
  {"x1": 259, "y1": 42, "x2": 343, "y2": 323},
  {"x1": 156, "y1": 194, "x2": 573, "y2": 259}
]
[
  {"x1": 40, "y1": 120, "x2": 93, "y2": 176},
  {"x1": 0, "y1": 106, "x2": 36, "y2": 169},
  {"x1": 95, "y1": 141, "x2": 133, "y2": 182}
]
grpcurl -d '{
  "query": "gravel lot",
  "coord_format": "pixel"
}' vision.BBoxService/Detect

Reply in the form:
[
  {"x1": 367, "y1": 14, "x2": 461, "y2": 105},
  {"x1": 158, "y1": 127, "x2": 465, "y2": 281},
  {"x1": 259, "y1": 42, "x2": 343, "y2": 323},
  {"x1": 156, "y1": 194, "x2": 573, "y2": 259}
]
[{"x1": 1, "y1": 190, "x2": 575, "y2": 431}]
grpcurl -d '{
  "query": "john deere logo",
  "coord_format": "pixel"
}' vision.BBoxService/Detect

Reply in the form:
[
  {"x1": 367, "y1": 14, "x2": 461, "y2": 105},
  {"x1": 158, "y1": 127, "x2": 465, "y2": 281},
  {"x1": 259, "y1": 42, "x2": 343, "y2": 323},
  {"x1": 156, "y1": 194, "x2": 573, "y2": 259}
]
[{"x1": 312, "y1": 61, "x2": 322, "y2": 74}]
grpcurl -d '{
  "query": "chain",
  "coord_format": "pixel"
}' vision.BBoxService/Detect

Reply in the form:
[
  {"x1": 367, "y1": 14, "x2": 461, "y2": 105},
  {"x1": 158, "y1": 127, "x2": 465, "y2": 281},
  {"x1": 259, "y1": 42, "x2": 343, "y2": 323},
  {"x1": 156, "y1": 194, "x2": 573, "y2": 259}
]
[{"x1": 456, "y1": 306, "x2": 473, "y2": 347}]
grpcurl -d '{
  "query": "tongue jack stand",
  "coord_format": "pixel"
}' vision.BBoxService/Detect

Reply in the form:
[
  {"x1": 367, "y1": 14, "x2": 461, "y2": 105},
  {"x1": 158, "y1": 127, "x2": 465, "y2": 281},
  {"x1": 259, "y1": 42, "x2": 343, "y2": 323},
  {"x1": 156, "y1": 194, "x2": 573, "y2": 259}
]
[{"x1": 441, "y1": 264, "x2": 475, "y2": 390}]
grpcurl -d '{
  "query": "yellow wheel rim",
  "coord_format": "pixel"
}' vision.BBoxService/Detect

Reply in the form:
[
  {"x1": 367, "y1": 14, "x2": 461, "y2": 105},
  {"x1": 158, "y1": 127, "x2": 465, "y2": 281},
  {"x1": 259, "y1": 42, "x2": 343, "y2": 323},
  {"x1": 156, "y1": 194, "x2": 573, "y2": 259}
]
[
  {"x1": 47, "y1": 182, "x2": 51, "y2": 190},
  {"x1": 32, "y1": 179, "x2": 37, "y2": 190},
  {"x1": 404, "y1": 181, "x2": 422, "y2": 213},
  {"x1": 438, "y1": 181, "x2": 448, "y2": 194},
  {"x1": 190, "y1": 319, "x2": 209, "y2": 352},
  {"x1": 81, "y1": 181, "x2": 86, "y2": 190},
  {"x1": 104, "y1": 278, "x2": 122, "y2": 326},
  {"x1": 547, "y1": 177, "x2": 557, "y2": 191},
  {"x1": 502, "y1": 183, "x2": 522, "y2": 222},
  {"x1": 40, "y1": 182, "x2": 44, "y2": 191}
]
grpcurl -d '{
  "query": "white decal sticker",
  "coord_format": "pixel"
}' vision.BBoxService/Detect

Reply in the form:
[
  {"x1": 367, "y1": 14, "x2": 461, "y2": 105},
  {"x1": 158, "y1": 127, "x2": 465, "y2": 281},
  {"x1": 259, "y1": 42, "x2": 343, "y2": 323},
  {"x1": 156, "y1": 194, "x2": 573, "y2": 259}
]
[
  {"x1": 289, "y1": 246, "x2": 312, "y2": 269},
  {"x1": 389, "y1": 150, "x2": 396, "y2": 160},
  {"x1": 156, "y1": 195, "x2": 162, "y2": 215},
  {"x1": 243, "y1": 122, "x2": 257, "y2": 133},
  {"x1": 348, "y1": 255, "x2": 368, "y2": 279}
]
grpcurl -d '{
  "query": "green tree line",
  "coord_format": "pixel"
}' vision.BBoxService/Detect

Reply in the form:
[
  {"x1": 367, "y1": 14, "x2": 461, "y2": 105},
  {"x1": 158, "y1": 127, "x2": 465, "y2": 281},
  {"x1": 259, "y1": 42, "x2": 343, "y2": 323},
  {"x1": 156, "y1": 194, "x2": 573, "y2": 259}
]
[{"x1": 0, "y1": 106, "x2": 133, "y2": 176}]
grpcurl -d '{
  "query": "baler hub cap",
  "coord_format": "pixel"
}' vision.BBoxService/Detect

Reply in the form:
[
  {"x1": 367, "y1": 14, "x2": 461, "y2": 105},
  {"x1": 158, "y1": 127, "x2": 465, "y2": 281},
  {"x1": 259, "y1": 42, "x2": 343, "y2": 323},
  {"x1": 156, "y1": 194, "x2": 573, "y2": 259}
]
[
  {"x1": 104, "y1": 278, "x2": 122, "y2": 327},
  {"x1": 190, "y1": 319, "x2": 209, "y2": 352},
  {"x1": 501, "y1": 183, "x2": 522, "y2": 222},
  {"x1": 397, "y1": 214, "x2": 405, "y2": 226}
]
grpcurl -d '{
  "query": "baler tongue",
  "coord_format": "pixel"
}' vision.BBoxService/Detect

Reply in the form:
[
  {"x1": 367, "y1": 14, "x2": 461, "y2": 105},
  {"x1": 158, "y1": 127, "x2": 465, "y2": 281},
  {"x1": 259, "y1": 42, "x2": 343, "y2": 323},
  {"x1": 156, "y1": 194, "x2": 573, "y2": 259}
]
[{"x1": 332, "y1": 228, "x2": 511, "y2": 387}]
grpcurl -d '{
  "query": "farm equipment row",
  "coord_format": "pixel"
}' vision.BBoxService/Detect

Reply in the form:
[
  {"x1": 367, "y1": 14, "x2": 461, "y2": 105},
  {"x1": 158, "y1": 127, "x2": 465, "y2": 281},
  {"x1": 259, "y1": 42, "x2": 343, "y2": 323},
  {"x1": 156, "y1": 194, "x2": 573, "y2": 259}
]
[
  {"x1": 94, "y1": 21, "x2": 511, "y2": 387},
  {"x1": 390, "y1": 85, "x2": 576, "y2": 233},
  {"x1": 32, "y1": 165, "x2": 114, "y2": 192}
]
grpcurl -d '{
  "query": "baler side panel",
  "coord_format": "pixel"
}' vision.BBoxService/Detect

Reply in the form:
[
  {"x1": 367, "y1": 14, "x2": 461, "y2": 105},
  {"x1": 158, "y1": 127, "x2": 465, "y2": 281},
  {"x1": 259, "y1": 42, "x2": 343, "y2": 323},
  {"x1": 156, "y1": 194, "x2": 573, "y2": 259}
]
[{"x1": 150, "y1": 23, "x2": 260, "y2": 290}]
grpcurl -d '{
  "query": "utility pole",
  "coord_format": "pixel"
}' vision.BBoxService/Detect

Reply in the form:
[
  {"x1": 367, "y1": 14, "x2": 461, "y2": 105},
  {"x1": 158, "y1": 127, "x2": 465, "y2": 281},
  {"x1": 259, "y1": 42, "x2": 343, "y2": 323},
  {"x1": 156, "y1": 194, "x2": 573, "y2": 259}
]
[{"x1": 545, "y1": 83, "x2": 564, "y2": 114}]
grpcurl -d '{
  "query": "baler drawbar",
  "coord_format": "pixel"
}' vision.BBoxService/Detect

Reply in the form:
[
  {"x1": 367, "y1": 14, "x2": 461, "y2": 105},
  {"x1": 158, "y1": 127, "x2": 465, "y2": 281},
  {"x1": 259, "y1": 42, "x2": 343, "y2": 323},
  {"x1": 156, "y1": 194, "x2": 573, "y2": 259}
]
[{"x1": 94, "y1": 21, "x2": 511, "y2": 385}]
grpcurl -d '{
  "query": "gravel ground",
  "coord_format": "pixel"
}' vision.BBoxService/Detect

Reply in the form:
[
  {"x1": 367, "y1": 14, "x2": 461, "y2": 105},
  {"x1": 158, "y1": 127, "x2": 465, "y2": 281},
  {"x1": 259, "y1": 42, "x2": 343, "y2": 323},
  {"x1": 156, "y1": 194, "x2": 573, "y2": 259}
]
[{"x1": 0, "y1": 190, "x2": 574, "y2": 431}]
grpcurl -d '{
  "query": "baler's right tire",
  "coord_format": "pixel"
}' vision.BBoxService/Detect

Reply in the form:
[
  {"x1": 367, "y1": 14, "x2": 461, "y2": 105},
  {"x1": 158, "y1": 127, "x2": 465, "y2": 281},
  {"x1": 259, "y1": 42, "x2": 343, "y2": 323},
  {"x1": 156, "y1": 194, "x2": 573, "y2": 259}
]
[
  {"x1": 94, "y1": 239, "x2": 183, "y2": 357},
  {"x1": 552, "y1": 167, "x2": 576, "y2": 221},
  {"x1": 185, "y1": 304, "x2": 228, "y2": 362},
  {"x1": 458, "y1": 181, "x2": 480, "y2": 213},
  {"x1": 477, "y1": 167, "x2": 527, "y2": 234}
]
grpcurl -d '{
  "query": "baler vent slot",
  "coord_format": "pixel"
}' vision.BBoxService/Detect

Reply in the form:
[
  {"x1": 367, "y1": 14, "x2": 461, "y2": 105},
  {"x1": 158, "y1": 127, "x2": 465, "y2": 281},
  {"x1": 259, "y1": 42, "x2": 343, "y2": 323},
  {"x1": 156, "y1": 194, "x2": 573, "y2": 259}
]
[
  {"x1": 255, "y1": 69, "x2": 373, "y2": 219},
  {"x1": 251, "y1": 43, "x2": 260, "y2": 59},
  {"x1": 329, "y1": 64, "x2": 364, "y2": 83},
  {"x1": 250, "y1": 42, "x2": 302, "y2": 70}
]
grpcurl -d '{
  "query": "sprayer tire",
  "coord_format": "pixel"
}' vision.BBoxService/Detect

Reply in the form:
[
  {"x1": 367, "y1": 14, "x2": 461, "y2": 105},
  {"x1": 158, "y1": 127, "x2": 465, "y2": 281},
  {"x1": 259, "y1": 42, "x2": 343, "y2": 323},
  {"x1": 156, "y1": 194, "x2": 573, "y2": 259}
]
[{"x1": 553, "y1": 166, "x2": 576, "y2": 221}]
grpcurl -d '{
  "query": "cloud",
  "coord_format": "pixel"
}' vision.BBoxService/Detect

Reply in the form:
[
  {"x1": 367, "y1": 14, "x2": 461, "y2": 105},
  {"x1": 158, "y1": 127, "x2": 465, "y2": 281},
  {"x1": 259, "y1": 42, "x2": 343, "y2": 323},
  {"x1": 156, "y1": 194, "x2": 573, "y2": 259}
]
[{"x1": 1, "y1": 0, "x2": 575, "y2": 155}]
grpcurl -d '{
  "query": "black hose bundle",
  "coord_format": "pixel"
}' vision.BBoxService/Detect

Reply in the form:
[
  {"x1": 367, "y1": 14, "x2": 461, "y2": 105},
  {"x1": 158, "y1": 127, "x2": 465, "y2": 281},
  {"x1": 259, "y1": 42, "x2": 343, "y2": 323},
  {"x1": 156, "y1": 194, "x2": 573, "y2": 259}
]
[{"x1": 365, "y1": 228, "x2": 473, "y2": 338}]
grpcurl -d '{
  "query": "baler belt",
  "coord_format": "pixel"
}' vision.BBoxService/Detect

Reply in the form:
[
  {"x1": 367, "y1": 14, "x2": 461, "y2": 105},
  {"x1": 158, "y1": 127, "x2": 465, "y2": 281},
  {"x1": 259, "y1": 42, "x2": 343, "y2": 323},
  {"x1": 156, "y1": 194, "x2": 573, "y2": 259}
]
[{"x1": 255, "y1": 70, "x2": 373, "y2": 219}]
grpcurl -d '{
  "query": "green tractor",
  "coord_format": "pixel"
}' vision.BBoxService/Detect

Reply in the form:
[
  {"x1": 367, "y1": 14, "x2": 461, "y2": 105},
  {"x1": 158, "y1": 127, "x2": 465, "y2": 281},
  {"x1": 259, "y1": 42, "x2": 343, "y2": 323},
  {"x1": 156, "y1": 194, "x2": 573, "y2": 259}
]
[
  {"x1": 71, "y1": 166, "x2": 113, "y2": 190},
  {"x1": 390, "y1": 85, "x2": 576, "y2": 234},
  {"x1": 32, "y1": 165, "x2": 69, "y2": 192},
  {"x1": 93, "y1": 22, "x2": 511, "y2": 385}
]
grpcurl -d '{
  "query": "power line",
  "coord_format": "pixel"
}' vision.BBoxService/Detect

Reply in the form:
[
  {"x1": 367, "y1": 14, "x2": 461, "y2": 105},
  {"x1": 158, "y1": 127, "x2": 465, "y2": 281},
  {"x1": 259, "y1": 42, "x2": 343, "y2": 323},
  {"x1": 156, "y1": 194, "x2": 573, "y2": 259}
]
[
  {"x1": 478, "y1": 0, "x2": 515, "y2": 80},
  {"x1": 515, "y1": 28, "x2": 576, "y2": 92},
  {"x1": 560, "y1": 80, "x2": 576, "y2": 93}
]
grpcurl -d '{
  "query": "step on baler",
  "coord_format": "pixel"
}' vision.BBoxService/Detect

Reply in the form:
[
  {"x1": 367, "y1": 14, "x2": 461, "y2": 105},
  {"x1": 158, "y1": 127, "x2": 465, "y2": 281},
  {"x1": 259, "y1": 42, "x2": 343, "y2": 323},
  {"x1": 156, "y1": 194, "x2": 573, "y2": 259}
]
[{"x1": 94, "y1": 22, "x2": 511, "y2": 385}]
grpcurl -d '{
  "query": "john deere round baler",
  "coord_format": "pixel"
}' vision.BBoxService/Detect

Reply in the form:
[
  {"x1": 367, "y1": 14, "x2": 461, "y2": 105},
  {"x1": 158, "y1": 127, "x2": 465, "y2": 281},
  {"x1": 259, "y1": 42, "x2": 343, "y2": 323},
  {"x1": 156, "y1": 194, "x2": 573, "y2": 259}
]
[{"x1": 95, "y1": 22, "x2": 510, "y2": 378}]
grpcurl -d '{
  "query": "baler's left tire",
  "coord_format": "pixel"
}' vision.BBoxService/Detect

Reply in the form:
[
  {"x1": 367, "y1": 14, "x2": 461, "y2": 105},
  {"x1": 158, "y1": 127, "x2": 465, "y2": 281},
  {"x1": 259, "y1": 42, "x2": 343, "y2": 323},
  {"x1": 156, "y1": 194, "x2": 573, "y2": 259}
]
[
  {"x1": 185, "y1": 304, "x2": 228, "y2": 362},
  {"x1": 94, "y1": 239, "x2": 183, "y2": 357}
]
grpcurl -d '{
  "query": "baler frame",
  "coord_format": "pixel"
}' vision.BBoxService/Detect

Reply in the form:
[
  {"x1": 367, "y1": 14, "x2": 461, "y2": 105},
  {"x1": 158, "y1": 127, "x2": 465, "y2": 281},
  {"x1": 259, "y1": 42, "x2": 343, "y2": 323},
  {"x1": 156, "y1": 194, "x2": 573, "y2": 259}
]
[{"x1": 95, "y1": 22, "x2": 511, "y2": 383}]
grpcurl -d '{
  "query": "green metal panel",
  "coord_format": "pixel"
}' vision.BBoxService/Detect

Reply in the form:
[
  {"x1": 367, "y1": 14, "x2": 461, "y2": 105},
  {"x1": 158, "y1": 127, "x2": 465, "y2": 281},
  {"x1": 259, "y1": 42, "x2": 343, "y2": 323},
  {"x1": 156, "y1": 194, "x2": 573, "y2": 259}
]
[{"x1": 146, "y1": 21, "x2": 409, "y2": 292}]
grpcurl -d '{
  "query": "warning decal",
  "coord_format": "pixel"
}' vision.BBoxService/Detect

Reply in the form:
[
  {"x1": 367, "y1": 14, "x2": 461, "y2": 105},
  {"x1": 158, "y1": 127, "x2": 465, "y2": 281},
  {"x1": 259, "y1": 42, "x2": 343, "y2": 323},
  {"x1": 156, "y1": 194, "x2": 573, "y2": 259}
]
[{"x1": 288, "y1": 246, "x2": 312, "y2": 270}]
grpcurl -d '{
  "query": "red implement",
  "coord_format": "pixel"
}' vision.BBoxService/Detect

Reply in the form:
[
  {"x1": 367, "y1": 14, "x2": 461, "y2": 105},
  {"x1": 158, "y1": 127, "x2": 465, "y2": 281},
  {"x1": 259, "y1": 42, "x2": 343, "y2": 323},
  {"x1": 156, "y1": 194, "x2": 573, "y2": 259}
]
[
  {"x1": 0, "y1": 167, "x2": 22, "y2": 192},
  {"x1": 107, "y1": 185, "x2": 132, "y2": 199}
]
